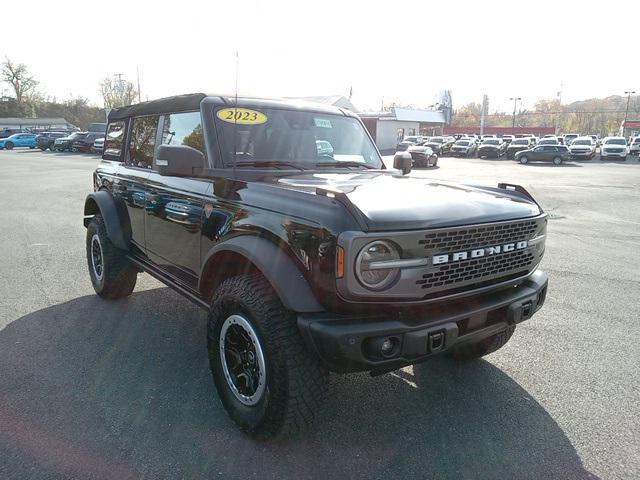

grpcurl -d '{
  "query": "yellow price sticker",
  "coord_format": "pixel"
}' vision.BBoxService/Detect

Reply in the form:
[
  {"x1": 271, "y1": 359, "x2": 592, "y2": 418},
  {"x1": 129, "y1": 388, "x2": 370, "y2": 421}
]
[{"x1": 216, "y1": 108, "x2": 267, "y2": 125}]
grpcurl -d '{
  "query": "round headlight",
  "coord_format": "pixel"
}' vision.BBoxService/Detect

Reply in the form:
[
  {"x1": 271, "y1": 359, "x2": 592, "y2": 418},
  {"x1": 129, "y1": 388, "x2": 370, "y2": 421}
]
[{"x1": 355, "y1": 240, "x2": 401, "y2": 291}]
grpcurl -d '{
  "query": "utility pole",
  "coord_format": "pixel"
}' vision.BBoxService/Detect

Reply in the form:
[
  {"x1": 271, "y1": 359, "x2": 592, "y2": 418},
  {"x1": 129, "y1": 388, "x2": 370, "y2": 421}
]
[
  {"x1": 509, "y1": 97, "x2": 521, "y2": 133},
  {"x1": 480, "y1": 95, "x2": 488, "y2": 136},
  {"x1": 555, "y1": 83, "x2": 563, "y2": 135},
  {"x1": 623, "y1": 90, "x2": 636, "y2": 134},
  {"x1": 114, "y1": 73, "x2": 124, "y2": 107},
  {"x1": 136, "y1": 66, "x2": 142, "y2": 103}
]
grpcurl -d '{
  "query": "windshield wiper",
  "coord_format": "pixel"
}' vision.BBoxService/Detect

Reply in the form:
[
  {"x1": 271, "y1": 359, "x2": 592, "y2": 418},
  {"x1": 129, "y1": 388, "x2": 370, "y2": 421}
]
[
  {"x1": 234, "y1": 161, "x2": 306, "y2": 171},
  {"x1": 315, "y1": 161, "x2": 375, "y2": 169}
]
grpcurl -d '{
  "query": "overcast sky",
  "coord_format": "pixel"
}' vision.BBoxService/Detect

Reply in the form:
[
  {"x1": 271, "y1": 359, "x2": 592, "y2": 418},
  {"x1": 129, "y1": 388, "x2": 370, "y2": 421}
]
[{"x1": 1, "y1": 0, "x2": 638, "y2": 112}]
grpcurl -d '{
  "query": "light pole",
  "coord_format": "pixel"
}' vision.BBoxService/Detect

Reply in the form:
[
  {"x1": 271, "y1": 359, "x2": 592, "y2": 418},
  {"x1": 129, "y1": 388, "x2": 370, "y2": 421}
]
[
  {"x1": 623, "y1": 90, "x2": 636, "y2": 132},
  {"x1": 510, "y1": 97, "x2": 521, "y2": 134}
]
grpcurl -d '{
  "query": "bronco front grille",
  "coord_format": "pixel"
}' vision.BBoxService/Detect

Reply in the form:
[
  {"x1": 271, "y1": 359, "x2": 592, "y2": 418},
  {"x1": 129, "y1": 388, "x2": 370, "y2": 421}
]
[
  {"x1": 418, "y1": 219, "x2": 538, "y2": 253},
  {"x1": 412, "y1": 217, "x2": 545, "y2": 297},
  {"x1": 416, "y1": 250, "x2": 535, "y2": 290}
]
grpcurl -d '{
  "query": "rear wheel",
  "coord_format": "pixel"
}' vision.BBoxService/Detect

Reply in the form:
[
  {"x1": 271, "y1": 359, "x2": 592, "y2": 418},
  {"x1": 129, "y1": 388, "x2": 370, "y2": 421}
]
[
  {"x1": 5, "y1": 142, "x2": 14, "y2": 150},
  {"x1": 207, "y1": 274, "x2": 328, "y2": 439},
  {"x1": 86, "y1": 214, "x2": 137, "y2": 299},
  {"x1": 553, "y1": 156, "x2": 563, "y2": 165},
  {"x1": 450, "y1": 325, "x2": 516, "y2": 361},
  {"x1": 39, "y1": 147, "x2": 47, "y2": 151},
  {"x1": 519, "y1": 155, "x2": 529, "y2": 164}
]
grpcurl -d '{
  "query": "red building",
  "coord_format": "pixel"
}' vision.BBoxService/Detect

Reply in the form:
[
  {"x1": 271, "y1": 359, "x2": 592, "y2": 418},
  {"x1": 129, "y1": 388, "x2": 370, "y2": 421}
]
[{"x1": 444, "y1": 126, "x2": 555, "y2": 136}]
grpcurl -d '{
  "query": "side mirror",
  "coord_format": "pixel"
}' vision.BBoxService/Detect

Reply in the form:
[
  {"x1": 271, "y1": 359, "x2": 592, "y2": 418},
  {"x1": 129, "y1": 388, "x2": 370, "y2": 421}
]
[
  {"x1": 156, "y1": 144, "x2": 205, "y2": 177},
  {"x1": 393, "y1": 151, "x2": 412, "y2": 175}
]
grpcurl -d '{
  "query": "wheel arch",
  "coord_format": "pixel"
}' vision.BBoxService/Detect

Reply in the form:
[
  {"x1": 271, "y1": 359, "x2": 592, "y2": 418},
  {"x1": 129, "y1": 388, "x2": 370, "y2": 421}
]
[
  {"x1": 199, "y1": 236, "x2": 324, "y2": 313},
  {"x1": 83, "y1": 191, "x2": 131, "y2": 250}
]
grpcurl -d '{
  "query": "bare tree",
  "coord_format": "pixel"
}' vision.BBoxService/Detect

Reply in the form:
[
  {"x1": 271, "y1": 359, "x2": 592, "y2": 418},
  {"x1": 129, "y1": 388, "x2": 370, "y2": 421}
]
[
  {"x1": 99, "y1": 76, "x2": 137, "y2": 109},
  {"x1": 1, "y1": 57, "x2": 38, "y2": 103}
]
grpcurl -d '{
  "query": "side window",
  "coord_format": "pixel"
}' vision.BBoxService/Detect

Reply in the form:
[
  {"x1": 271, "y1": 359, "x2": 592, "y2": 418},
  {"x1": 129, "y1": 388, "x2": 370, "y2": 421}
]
[
  {"x1": 129, "y1": 116, "x2": 159, "y2": 169},
  {"x1": 160, "y1": 111, "x2": 205, "y2": 157},
  {"x1": 104, "y1": 121, "x2": 125, "y2": 158}
]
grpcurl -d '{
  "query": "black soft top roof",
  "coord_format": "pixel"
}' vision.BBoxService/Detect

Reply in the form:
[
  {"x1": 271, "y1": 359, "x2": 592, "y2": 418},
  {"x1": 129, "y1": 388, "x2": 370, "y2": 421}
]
[
  {"x1": 108, "y1": 93, "x2": 207, "y2": 121},
  {"x1": 107, "y1": 93, "x2": 351, "y2": 122}
]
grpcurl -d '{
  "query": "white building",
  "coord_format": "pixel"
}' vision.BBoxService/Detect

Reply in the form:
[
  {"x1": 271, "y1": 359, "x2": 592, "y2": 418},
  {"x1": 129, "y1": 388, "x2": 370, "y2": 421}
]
[{"x1": 358, "y1": 108, "x2": 447, "y2": 152}]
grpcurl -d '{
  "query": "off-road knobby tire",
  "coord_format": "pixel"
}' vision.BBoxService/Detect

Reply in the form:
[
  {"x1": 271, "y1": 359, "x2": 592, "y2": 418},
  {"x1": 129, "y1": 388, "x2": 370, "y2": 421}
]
[
  {"x1": 450, "y1": 325, "x2": 516, "y2": 361},
  {"x1": 207, "y1": 274, "x2": 329, "y2": 439},
  {"x1": 86, "y1": 214, "x2": 137, "y2": 299}
]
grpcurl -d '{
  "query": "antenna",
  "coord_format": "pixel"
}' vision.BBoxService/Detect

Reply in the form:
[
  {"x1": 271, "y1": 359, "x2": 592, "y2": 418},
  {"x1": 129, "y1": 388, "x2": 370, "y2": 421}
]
[{"x1": 233, "y1": 50, "x2": 239, "y2": 174}]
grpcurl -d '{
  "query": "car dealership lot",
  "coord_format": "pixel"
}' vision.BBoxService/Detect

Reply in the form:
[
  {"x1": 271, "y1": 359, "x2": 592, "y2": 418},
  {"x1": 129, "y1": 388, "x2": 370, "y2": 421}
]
[{"x1": 0, "y1": 149, "x2": 638, "y2": 480}]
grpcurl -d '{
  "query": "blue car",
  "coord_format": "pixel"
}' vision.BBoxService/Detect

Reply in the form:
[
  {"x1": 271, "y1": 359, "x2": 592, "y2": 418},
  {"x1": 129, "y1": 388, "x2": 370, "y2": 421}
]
[{"x1": 0, "y1": 133, "x2": 37, "y2": 150}]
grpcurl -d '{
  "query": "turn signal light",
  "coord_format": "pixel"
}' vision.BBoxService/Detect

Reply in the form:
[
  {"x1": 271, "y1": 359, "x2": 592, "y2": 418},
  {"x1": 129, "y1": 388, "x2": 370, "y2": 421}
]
[{"x1": 336, "y1": 246, "x2": 345, "y2": 278}]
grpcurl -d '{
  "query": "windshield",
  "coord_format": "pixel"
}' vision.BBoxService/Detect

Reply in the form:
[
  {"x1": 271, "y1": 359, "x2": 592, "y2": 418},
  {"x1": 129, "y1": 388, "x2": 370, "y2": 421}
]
[
  {"x1": 429, "y1": 137, "x2": 444, "y2": 143},
  {"x1": 512, "y1": 139, "x2": 529, "y2": 145},
  {"x1": 483, "y1": 139, "x2": 500, "y2": 145},
  {"x1": 404, "y1": 136, "x2": 418, "y2": 142},
  {"x1": 605, "y1": 138, "x2": 626, "y2": 145},
  {"x1": 455, "y1": 140, "x2": 470, "y2": 146},
  {"x1": 214, "y1": 107, "x2": 382, "y2": 168},
  {"x1": 539, "y1": 139, "x2": 557, "y2": 144},
  {"x1": 572, "y1": 140, "x2": 592, "y2": 145}
]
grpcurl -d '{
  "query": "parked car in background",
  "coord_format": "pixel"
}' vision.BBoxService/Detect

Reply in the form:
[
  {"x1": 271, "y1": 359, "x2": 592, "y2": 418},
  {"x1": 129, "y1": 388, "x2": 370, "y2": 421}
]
[
  {"x1": 72, "y1": 132, "x2": 106, "y2": 153},
  {"x1": 476, "y1": 138, "x2": 506, "y2": 158},
  {"x1": 0, "y1": 133, "x2": 37, "y2": 150},
  {"x1": 501, "y1": 134, "x2": 514, "y2": 144},
  {"x1": 538, "y1": 137, "x2": 559, "y2": 146},
  {"x1": 589, "y1": 135, "x2": 600, "y2": 146},
  {"x1": 406, "y1": 145, "x2": 438, "y2": 167},
  {"x1": 36, "y1": 132, "x2": 69, "y2": 151},
  {"x1": 450, "y1": 139, "x2": 477, "y2": 157},
  {"x1": 568, "y1": 136, "x2": 596, "y2": 159},
  {"x1": 515, "y1": 145, "x2": 571, "y2": 165},
  {"x1": 563, "y1": 134, "x2": 579, "y2": 145},
  {"x1": 628, "y1": 136, "x2": 640, "y2": 155},
  {"x1": 424, "y1": 136, "x2": 454, "y2": 155},
  {"x1": 91, "y1": 137, "x2": 105, "y2": 154},
  {"x1": 87, "y1": 122, "x2": 107, "y2": 133},
  {"x1": 0, "y1": 128, "x2": 28, "y2": 139},
  {"x1": 600, "y1": 137, "x2": 628, "y2": 160},
  {"x1": 506, "y1": 137, "x2": 534, "y2": 159},
  {"x1": 53, "y1": 132, "x2": 87, "y2": 152},
  {"x1": 396, "y1": 135, "x2": 425, "y2": 151}
]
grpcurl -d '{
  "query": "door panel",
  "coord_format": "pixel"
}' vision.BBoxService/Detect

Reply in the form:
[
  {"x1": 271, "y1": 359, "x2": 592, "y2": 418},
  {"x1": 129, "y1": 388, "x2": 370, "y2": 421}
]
[
  {"x1": 111, "y1": 166, "x2": 151, "y2": 253},
  {"x1": 145, "y1": 173, "x2": 211, "y2": 288}
]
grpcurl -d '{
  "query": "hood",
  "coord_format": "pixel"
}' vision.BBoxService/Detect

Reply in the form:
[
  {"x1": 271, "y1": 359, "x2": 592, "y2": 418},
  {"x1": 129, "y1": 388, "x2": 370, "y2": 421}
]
[
  {"x1": 479, "y1": 144, "x2": 499, "y2": 149},
  {"x1": 425, "y1": 142, "x2": 443, "y2": 148},
  {"x1": 269, "y1": 171, "x2": 541, "y2": 231},
  {"x1": 508, "y1": 144, "x2": 528, "y2": 149}
]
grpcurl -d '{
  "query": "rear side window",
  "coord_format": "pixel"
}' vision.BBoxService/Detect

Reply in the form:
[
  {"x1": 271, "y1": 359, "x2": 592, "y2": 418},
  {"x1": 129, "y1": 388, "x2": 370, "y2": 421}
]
[
  {"x1": 160, "y1": 111, "x2": 205, "y2": 156},
  {"x1": 128, "y1": 116, "x2": 159, "y2": 169},
  {"x1": 104, "y1": 121, "x2": 125, "y2": 158}
]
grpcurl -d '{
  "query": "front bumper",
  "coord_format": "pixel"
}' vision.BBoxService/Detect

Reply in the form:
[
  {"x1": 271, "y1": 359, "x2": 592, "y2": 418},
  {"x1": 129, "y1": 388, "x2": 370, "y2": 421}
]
[
  {"x1": 478, "y1": 148, "x2": 500, "y2": 157},
  {"x1": 601, "y1": 150, "x2": 627, "y2": 157},
  {"x1": 298, "y1": 270, "x2": 548, "y2": 373}
]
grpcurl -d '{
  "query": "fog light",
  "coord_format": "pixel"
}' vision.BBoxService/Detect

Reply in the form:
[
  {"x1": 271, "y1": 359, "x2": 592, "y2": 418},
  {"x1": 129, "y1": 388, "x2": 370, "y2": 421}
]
[
  {"x1": 365, "y1": 336, "x2": 401, "y2": 359},
  {"x1": 381, "y1": 338, "x2": 396, "y2": 356}
]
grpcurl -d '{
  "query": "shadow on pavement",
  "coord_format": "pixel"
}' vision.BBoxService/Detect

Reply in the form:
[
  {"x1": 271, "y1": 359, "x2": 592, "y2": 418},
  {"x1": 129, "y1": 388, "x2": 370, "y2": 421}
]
[{"x1": 0, "y1": 289, "x2": 599, "y2": 480}]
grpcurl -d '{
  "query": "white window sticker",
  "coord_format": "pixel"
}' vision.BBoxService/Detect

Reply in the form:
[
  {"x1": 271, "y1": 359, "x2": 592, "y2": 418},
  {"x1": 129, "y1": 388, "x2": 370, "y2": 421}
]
[{"x1": 314, "y1": 118, "x2": 332, "y2": 128}]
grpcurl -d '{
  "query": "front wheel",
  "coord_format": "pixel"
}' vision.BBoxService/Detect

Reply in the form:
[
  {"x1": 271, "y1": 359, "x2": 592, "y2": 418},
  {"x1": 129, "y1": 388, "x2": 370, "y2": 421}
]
[
  {"x1": 5, "y1": 142, "x2": 14, "y2": 150},
  {"x1": 207, "y1": 274, "x2": 328, "y2": 439},
  {"x1": 39, "y1": 146, "x2": 47, "y2": 151},
  {"x1": 553, "y1": 156, "x2": 563, "y2": 165},
  {"x1": 519, "y1": 155, "x2": 529, "y2": 164},
  {"x1": 450, "y1": 325, "x2": 515, "y2": 361},
  {"x1": 86, "y1": 214, "x2": 137, "y2": 299}
]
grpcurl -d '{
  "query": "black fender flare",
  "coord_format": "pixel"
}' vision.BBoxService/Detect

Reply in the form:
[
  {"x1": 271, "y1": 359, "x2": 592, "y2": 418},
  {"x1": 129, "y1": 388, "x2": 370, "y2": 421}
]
[
  {"x1": 200, "y1": 236, "x2": 324, "y2": 313},
  {"x1": 83, "y1": 191, "x2": 131, "y2": 250}
]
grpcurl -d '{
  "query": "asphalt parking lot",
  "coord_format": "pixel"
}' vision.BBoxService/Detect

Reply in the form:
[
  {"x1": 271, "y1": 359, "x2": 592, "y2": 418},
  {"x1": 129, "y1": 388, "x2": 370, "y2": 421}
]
[{"x1": 0, "y1": 149, "x2": 638, "y2": 480}]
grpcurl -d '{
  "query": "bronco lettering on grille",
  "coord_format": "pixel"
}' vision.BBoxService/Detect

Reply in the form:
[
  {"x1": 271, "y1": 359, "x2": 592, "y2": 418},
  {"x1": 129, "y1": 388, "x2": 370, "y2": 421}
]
[{"x1": 432, "y1": 241, "x2": 528, "y2": 265}]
